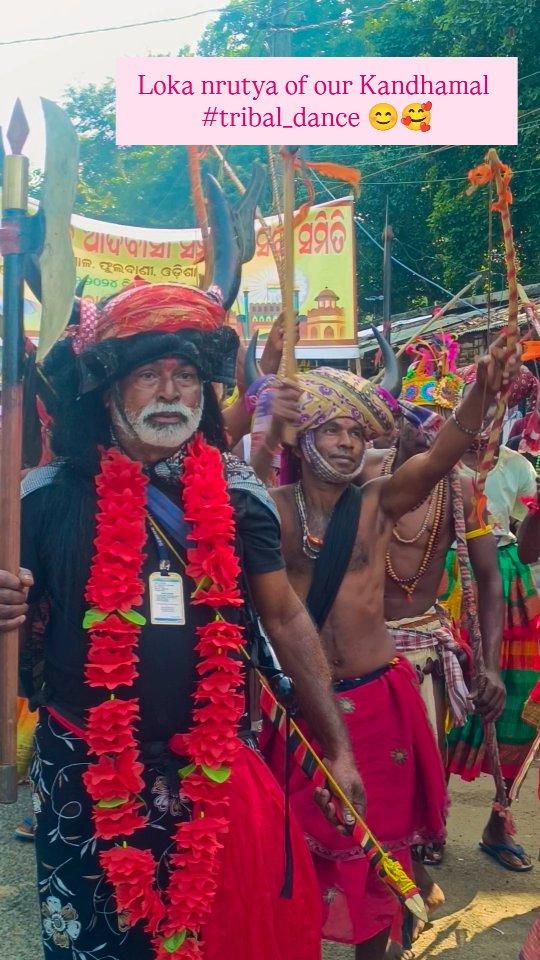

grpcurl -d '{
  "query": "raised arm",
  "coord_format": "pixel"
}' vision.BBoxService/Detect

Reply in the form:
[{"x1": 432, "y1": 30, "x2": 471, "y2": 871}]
[
  {"x1": 247, "y1": 567, "x2": 365, "y2": 820},
  {"x1": 381, "y1": 333, "x2": 520, "y2": 521},
  {"x1": 222, "y1": 395, "x2": 252, "y2": 449},
  {"x1": 250, "y1": 379, "x2": 301, "y2": 484}
]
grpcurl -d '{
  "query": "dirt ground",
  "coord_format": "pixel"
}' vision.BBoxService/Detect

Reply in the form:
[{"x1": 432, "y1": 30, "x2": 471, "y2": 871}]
[
  {"x1": 1, "y1": 775, "x2": 538, "y2": 959},
  {"x1": 323, "y1": 776, "x2": 539, "y2": 960}
]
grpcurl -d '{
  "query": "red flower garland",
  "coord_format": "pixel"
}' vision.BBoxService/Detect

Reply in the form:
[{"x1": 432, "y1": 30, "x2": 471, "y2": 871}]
[
  {"x1": 84, "y1": 438, "x2": 245, "y2": 959},
  {"x1": 155, "y1": 435, "x2": 245, "y2": 956},
  {"x1": 83, "y1": 451, "x2": 148, "y2": 844}
]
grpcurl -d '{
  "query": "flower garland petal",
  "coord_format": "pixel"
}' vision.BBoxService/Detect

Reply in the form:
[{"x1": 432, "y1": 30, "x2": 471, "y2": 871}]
[{"x1": 83, "y1": 437, "x2": 246, "y2": 957}]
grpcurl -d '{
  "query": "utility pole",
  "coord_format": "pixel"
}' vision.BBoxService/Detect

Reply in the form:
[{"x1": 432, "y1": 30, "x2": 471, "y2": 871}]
[
  {"x1": 381, "y1": 196, "x2": 394, "y2": 343},
  {"x1": 271, "y1": 0, "x2": 291, "y2": 57}
]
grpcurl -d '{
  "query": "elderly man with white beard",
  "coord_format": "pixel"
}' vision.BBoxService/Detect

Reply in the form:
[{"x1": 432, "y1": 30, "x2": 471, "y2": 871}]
[
  {"x1": 106, "y1": 358, "x2": 207, "y2": 459},
  {"x1": 0, "y1": 275, "x2": 367, "y2": 960}
]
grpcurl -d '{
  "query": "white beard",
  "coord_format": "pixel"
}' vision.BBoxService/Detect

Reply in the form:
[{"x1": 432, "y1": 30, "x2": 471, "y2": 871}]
[{"x1": 110, "y1": 396, "x2": 204, "y2": 452}]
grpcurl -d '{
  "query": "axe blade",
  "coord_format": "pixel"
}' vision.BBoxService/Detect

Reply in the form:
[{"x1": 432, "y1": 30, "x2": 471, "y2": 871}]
[{"x1": 36, "y1": 98, "x2": 79, "y2": 362}]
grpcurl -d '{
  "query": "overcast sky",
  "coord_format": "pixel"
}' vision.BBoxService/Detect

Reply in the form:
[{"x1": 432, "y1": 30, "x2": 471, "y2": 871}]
[{"x1": 0, "y1": 1, "x2": 225, "y2": 169}]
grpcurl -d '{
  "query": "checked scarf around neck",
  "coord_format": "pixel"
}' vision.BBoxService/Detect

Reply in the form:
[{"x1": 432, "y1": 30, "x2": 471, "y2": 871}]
[
  {"x1": 293, "y1": 367, "x2": 393, "y2": 483},
  {"x1": 300, "y1": 430, "x2": 366, "y2": 484}
]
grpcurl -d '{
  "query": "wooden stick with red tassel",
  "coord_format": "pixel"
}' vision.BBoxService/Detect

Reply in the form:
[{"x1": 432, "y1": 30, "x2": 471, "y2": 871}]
[{"x1": 467, "y1": 150, "x2": 519, "y2": 509}]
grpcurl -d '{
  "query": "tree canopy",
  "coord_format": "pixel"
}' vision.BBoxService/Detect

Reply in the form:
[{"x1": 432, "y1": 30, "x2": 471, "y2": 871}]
[{"x1": 48, "y1": 0, "x2": 538, "y2": 316}]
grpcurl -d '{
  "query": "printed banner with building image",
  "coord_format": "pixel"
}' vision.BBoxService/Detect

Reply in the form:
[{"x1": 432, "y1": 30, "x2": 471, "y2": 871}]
[{"x1": 2, "y1": 196, "x2": 358, "y2": 357}]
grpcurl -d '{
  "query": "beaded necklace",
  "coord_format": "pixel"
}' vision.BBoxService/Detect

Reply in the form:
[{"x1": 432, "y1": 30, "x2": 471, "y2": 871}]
[
  {"x1": 294, "y1": 481, "x2": 326, "y2": 559},
  {"x1": 382, "y1": 447, "x2": 446, "y2": 600}
]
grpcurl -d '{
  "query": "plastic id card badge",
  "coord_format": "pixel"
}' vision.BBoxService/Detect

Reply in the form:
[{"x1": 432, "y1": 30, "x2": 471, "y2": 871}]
[{"x1": 149, "y1": 572, "x2": 185, "y2": 626}]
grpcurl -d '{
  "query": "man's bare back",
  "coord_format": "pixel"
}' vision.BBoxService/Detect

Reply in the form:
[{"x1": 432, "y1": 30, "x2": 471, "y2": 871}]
[{"x1": 271, "y1": 481, "x2": 397, "y2": 680}]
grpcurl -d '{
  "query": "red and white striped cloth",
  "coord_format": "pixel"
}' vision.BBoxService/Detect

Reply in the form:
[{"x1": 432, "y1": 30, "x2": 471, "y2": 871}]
[{"x1": 519, "y1": 913, "x2": 540, "y2": 960}]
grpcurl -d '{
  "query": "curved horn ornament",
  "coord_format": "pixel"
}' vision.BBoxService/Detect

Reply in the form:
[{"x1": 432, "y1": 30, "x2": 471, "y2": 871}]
[
  {"x1": 371, "y1": 325, "x2": 402, "y2": 398},
  {"x1": 204, "y1": 173, "x2": 241, "y2": 310}
]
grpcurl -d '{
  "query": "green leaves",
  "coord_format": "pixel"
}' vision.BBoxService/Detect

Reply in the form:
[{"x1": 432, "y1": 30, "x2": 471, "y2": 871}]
[
  {"x1": 177, "y1": 763, "x2": 231, "y2": 783},
  {"x1": 82, "y1": 608, "x2": 146, "y2": 629},
  {"x1": 96, "y1": 797, "x2": 129, "y2": 809},
  {"x1": 82, "y1": 608, "x2": 108, "y2": 629},
  {"x1": 162, "y1": 930, "x2": 187, "y2": 953},
  {"x1": 201, "y1": 764, "x2": 231, "y2": 784},
  {"x1": 178, "y1": 763, "x2": 196, "y2": 778},
  {"x1": 119, "y1": 609, "x2": 147, "y2": 626}
]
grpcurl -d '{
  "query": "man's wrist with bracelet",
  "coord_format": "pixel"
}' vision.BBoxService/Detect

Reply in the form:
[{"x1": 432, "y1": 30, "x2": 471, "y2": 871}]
[{"x1": 451, "y1": 407, "x2": 481, "y2": 437}]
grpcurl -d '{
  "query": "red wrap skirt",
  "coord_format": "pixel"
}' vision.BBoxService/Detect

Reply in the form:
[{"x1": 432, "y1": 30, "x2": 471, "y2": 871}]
[{"x1": 265, "y1": 657, "x2": 448, "y2": 945}]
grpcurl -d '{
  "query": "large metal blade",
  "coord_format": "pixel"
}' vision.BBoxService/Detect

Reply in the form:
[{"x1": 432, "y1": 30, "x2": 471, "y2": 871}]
[{"x1": 36, "y1": 98, "x2": 79, "y2": 362}]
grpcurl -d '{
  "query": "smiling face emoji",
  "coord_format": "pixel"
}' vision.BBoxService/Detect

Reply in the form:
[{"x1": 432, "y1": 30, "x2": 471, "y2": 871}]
[
  {"x1": 401, "y1": 101, "x2": 432, "y2": 132},
  {"x1": 369, "y1": 103, "x2": 398, "y2": 131}
]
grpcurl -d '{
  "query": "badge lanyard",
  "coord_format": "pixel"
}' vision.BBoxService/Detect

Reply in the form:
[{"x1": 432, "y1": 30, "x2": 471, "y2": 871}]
[{"x1": 147, "y1": 516, "x2": 186, "y2": 626}]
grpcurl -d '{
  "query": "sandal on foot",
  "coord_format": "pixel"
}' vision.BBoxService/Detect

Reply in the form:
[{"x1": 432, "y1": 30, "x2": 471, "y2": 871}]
[
  {"x1": 479, "y1": 840, "x2": 533, "y2": 872},
  {"x1": 422, "y1": 843, "x2": 445, "y2": 867},
  {"x1": 13, "y1": 817, "x2": 35, "y2": 842},
  {"x1": 412, "y1": 842, "x2": 444, "y2": 866}
]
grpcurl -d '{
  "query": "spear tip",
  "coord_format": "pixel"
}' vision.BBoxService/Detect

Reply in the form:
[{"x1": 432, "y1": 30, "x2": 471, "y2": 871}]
[{"x1": 6, "y1": 98, "x2": 29, "y2": 155}]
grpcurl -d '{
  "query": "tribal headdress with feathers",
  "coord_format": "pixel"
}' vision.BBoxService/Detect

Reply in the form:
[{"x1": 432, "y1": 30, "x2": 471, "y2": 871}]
[{"x1": 402, "y1": 333, "x2": 463, "y2": 410}]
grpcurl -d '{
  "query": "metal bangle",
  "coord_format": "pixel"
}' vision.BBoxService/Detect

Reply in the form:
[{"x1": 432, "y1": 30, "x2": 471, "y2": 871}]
[{"x1": 451, "y1": 408, "x2": 481, "y2": 437}]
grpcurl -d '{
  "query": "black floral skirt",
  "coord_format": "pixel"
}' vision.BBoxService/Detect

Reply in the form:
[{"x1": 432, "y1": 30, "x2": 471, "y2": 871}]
[{"x1": 31, "y1": 711, "x2": 191, "y2": 960}]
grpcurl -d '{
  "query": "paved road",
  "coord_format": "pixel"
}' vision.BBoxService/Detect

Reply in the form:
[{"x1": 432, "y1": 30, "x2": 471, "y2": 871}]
[{"x1": 1, "y1": 776, "x2": 538, "y2": 959}]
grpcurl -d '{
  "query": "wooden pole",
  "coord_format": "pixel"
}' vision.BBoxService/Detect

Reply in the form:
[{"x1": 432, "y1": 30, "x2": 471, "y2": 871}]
[
  {"x1": 475, "y1": 150, "x2": 520, "y2": 499},
  {"x1": 282, "y1": 146, "x2": 298, "y2": 383},
  {"x1": 186, "y1": 147, "x2": 211, "y2": 288},
  {"x1": 0, "y1": 100, "x2": 29, "y2": 803},
  {"x1": 381, "y1": 198, "x2": 393, "y2": 343},
  {"x1": 280, "y1": 146, "x2": 299, "y2": 443}
]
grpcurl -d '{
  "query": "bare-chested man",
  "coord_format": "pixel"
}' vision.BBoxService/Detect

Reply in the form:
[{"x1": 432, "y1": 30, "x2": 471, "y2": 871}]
[
  {"x1": 362, "y1": 402, "x2": 504, "y2": 756},
  {"x1": 258, "y1": 334, "x2": 519, "y2": 960},
  {"x1": 360, "y1": 396, "x2": 504, "y2": 955}
]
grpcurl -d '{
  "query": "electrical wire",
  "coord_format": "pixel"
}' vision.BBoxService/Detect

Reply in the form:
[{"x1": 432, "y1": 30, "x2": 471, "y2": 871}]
[
  {"x1": 0, "y1": 4, "x2": 263, "y2": 46},
  {"x1": 352, "y1": 167, "x2": 540, "y2": 187},
  {"x1": 271, "y1": 0, "x2": 401, "y2": 32},
  {"x1": 361, "y1": 146, "x2": 458, "y2": 181}
]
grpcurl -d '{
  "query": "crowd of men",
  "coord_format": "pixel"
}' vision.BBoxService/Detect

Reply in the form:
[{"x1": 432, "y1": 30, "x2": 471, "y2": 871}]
[{"x1": 1, "y1": 256, "x2": 539, "y2": 960}]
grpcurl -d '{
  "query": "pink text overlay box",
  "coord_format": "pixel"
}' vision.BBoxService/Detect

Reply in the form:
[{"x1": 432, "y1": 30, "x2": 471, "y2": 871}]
[{"x1": 116, "y1": 57, "x2": 517, "y2": 147}]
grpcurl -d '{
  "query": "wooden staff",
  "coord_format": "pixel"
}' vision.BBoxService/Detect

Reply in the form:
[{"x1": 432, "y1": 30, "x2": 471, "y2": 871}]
[
  {"x1": 186, "y1": 147, "x2": 212, "y2": 288},
  {"x1": 474, "y1": 150, "x2": 520, "y2": 498},
  {"x1": 237, "y1": 646, "x2": 428, "y2": 924},
  {"x1": 463, "y1": 150, "x2": 520, "y2": 814},
  {"x1": 0, "y1": 101, "x2": 29, "y2": 803},
  {"x1": 281, "y1": 146, "x2": 299, "y2": 444}
]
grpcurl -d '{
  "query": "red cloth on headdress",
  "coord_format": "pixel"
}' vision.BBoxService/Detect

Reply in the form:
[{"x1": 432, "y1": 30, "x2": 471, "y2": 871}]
[
  {"x1": 94, "y1": 278, "x2": 225, "y2": 342},
  {"x1": 459, "y1": 364, "x2": 537, "y2": 409},
  {"x1": 508, "y1": 367, "x2": 537, "y2": 408}
]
